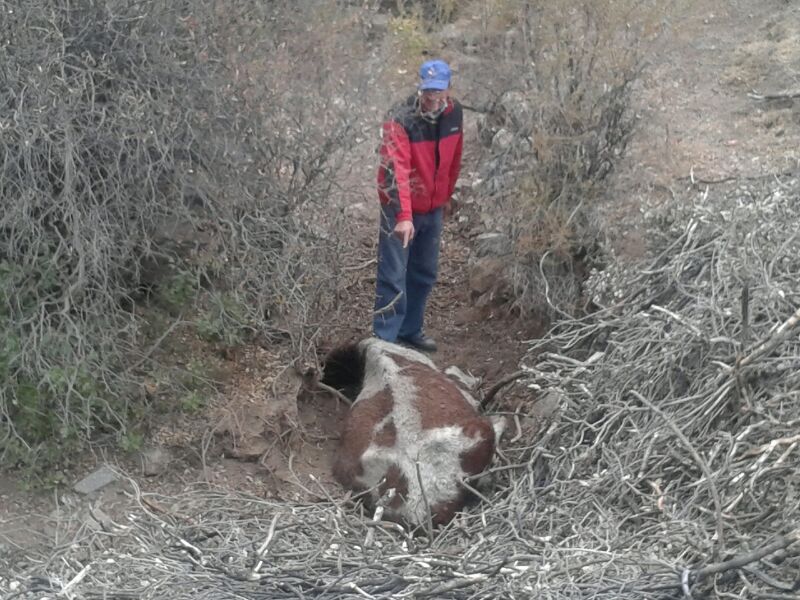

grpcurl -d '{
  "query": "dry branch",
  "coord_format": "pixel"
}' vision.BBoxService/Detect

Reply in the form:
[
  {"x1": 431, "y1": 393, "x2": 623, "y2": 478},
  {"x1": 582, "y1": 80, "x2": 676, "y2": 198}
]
[
  {"x1": 748, "y1": 90, "x2": 800, "y2": 101},
  {"x1": 315, "y1": 380, "x2": 354, "y2": 407},
  {"x1": 482, "y1": 370, "x2": 528, "y2": 408},
  {"x1": 693, "y1": 529, "x2": 800, "y2": 580}
]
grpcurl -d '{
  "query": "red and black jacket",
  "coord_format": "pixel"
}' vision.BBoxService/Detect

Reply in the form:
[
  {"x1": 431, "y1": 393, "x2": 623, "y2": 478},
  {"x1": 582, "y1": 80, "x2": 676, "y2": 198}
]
[{"x1": 377, "y1": 95, "x2": 463, "y2": 222}]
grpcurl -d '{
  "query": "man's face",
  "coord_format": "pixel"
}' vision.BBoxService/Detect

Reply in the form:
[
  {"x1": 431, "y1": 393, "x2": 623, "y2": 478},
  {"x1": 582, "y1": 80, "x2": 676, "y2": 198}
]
[{"x1": 419, "y1": 88, "x2": 448, "y2": 114}]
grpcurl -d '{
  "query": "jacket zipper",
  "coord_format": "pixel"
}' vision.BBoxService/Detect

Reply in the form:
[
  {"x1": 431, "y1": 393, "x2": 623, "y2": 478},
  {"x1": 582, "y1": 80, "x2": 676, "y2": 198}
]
[{"x1": 432, "y1": 117, "x2": 441, "y2": 212}]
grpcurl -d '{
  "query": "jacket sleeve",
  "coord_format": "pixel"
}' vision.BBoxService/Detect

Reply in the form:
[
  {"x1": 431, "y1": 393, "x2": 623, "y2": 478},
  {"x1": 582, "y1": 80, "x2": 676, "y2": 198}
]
[
  {"x1": 381, "y1": 120, "x2": 413, "y2": 222},
  {"x1": 447, "y1": 130, "x2": 463, "y2": 201}
]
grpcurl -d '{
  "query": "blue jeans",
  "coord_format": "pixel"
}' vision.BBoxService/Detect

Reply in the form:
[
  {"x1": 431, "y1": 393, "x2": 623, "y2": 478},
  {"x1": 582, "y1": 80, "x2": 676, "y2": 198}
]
[{"x1": 373, "y1": 206, "x2": 443, "y2": 342}]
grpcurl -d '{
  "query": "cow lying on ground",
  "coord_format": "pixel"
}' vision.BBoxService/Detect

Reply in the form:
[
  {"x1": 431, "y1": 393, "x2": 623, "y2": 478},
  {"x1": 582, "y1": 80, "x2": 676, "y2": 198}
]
[{"x1": 320, "y1": 338, "x2": 505, "y2": 527}]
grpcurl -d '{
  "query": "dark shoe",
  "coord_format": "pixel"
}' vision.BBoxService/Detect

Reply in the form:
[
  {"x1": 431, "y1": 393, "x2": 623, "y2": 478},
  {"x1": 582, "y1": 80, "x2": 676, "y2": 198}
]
[{"x1": 397, "y1": 333, "x2": 437, "y2": 353}]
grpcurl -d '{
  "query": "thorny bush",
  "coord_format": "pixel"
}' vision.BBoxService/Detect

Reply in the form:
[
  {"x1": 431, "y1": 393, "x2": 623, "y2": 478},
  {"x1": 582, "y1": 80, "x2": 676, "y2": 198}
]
[{"x1": 0, "y1": 0, "x2": 364, "y2": 472}]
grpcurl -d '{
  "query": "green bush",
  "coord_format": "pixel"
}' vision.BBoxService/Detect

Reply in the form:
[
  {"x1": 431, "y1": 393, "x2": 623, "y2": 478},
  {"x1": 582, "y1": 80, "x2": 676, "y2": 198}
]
[
  {"x1": 195, "y1": 292, "x2": 251, "y2": 348},
  {"x1": 389, "y1": 13, "x2": 433, "y2": 66},
  {"x1": 180, "y1": 391, "x2": 208, "y2": 414},
  {"x1": 155, "y1": 271, "x2": 199, "y2": 314}
]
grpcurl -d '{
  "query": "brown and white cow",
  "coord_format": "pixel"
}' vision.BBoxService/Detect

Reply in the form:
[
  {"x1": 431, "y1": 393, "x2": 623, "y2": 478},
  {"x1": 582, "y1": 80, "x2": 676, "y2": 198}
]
[{"x1": 321, "y1": 338, "x2": 505, "y2": 527}]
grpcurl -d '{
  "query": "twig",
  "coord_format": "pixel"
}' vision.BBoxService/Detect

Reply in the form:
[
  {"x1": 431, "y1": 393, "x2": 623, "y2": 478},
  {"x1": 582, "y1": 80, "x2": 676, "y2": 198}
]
[
  {"x1": 315, "y1": 380, "x2": 354, "y2": 407},
  {"x1": 630, "y1": 390, "x2": 725, "y2": 559},
  {"x1": 650, "y1": 304, "x2": 703, "y2": 337},
  {"x1": 414, "y1": 575, "x2": 488, "y2": 597},
  {"x1": 740, "y1": 283, "x2": 750, "y2": 346},
  {"x1": 414, "y1": 460, "x2": 434, "y2": 541},
  {"x1": 748, "y1": 90, "x2": 800, "y2": 101},
  {"x1": 128, "y1": 316, "x2": 187, "y2": 372},
  {"x1": 739, "y1": 306, "x2": 800, "y2": 368},
  {"x1": 59, "y1": 563, "x2": 91, "y2": 598},
  {"x1": 249, "y1": 513, "x2": 280, "y2": 580},
  {"x1": 692, "y1": 529, "x2": 800, "y2": 580},
  {"x1": 539, "y1": 250, "x2": 575, "y2": 320},
  {"x1": 482, "y1": 370, "x2": 527, "y2": 408},
  {"x1": 342, "y1": 258, "x2": 377, "y2": 272},
  {"x1": 373, "y1": 291, "x2": 404, "y2": 316},
  {"x1": 742, "y1": 434, "x2": 800, "y2": 458}
]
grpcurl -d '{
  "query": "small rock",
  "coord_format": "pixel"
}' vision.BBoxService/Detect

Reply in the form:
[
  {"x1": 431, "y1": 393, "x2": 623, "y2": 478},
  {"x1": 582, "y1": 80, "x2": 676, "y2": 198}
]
[
  {"x1": 531, "y1": 389, "x2": 564, "y2": 420},
  {"x1": 439, "y1": 23, "x2": 460, "y2": 42},
  {"x1": 224, "y1": 436, "x2": 271, "y2": 461},
  {"x1": 140, "y1": 446, "x2": 171, "y2": 477},
  {"x1": 81, "y1": 506, "x2": 115, "y2": 532},
  {"x1": 73, "y1": 465, "x2": 117, "y2": 495},
  {"x1": 491, "y1": 128, "x2": 514, "y2": 150},
  {"x1": 370, "y1": 13, "x2": 390, "y2": 30},
  {"x1": 475, "y1": 232, "x2": 511, "y2": 258},
  {"x1": 343, "y1": 201, "x2": 372, "y2": 220},
  {"x1": 468, "y1": 257, "x2": 506, "y2": 297}
]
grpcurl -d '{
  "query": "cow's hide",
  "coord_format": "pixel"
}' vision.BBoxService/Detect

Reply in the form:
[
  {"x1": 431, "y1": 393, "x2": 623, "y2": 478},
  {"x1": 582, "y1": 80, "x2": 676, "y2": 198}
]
[{"x1": 321, "y1": 338, "x2": 504, "y2": 527}]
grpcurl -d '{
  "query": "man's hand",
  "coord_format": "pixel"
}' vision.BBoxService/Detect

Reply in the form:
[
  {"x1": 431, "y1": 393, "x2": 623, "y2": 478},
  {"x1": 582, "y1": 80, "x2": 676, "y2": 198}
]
[
  {"x1": 443, "y1": 194, "x2": 458, "y2": 220},
  {"x1": 394, "y1": 220, "x2": 415, "y2": 248}
]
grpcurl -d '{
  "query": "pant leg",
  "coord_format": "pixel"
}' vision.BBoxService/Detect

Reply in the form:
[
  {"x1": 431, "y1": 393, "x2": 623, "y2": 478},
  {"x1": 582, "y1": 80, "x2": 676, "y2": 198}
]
[
  {"x1": 373, "y1": 206, "x2": 409, "y2": 342},
  {"x1": 398, "y1": 208, "x2": 443, "y2": 339}
]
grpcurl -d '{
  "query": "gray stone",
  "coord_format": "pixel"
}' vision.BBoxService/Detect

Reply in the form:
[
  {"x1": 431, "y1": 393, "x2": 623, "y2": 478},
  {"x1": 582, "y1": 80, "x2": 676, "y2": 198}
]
[
  {"x1": 497, "y1": 90, "x2": 533, "y2": 124},
  {"x1": 73, "y1": 465, "x2": 117, "y2": 495},
  {"x1": 370, "y1": 13, "x2": 390, "y2": 29},
  {"x1": 224, "y1": 436, "x2": 271, "y2": 461},
  {"x1": 468, "y1": 257, "x2": 506, "y2": 297},
  {"x1": 532, "y1": 389, "x2": 564, "y2": 420},
  {"x1": 82, "y1": 506, "x2": 117, "y2": 532},
  {"x1": 343, "y1": 201, "x2": 371, "y2": 220},
  {"x1": 475, "y1": 232, "x2": 511, "y2": 258},
  {"x1": 439, "y1": 23, "x2": 460, "y2": 42},
  {"x1": 140, "y1": 446, "x2": 171, "y2": 477},
  {"x1": 491, "y1": 128, "x2": 514, "y2": 151}
]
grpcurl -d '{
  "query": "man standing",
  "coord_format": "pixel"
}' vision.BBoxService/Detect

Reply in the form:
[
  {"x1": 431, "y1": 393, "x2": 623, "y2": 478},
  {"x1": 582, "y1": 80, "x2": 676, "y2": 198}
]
[{"x1": 373, "y1": 59, "x2": 463, "y2": 352}]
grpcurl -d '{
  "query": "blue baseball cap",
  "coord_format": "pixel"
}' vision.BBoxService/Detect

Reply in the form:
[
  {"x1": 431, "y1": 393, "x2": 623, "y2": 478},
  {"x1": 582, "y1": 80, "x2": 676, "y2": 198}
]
[{"x1": 418, "y1": 59, "x2": 451, "y2": 91}]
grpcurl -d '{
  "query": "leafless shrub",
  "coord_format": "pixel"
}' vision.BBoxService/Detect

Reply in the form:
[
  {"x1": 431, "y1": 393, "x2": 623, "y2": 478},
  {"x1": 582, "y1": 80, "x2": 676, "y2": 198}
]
[
  {"x1": 0, "y1": 0, "x2": 368, "y2": 470},
  {"x1": 468, "y1": 1, "x2": 656, "y2": 318}
]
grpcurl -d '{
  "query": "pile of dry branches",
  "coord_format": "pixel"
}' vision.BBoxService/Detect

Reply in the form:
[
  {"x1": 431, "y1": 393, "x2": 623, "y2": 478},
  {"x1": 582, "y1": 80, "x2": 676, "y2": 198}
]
[
  {"x1": 510, "y1": 173, "x2": 800, "y2": 597},
  {"x1": 2, "y1": 174, "x2": 797, "y2": 598}
]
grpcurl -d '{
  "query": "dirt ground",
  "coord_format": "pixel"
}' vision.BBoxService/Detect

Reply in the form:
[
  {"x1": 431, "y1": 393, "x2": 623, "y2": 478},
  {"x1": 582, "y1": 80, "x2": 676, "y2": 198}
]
[
  {"x1": 2, "y1": 0, "x2": 799, "y2": 557},
  {"x1": 604, "y1": 0, "x2": 800, "y2": 259}
]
